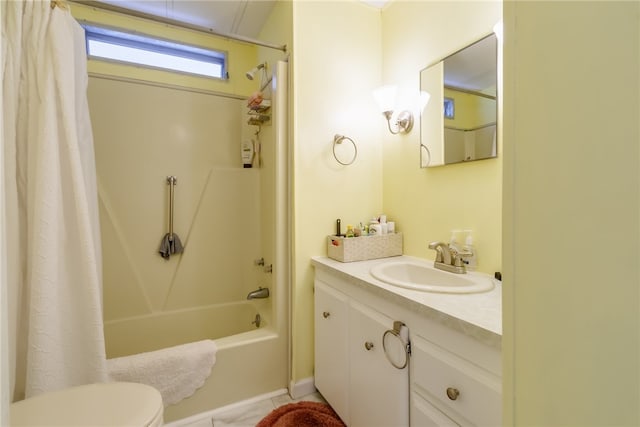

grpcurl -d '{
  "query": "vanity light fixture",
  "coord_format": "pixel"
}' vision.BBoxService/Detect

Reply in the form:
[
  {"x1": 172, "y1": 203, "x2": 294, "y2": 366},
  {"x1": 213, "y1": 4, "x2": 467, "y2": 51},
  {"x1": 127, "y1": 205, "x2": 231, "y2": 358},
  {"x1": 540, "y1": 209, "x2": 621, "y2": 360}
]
[
  {"x1": 373, "y1": 86, "x2": 430, "y2": 135},
  {"x1": 373, "y1": 85, "x2": 412, "y2": 134}
]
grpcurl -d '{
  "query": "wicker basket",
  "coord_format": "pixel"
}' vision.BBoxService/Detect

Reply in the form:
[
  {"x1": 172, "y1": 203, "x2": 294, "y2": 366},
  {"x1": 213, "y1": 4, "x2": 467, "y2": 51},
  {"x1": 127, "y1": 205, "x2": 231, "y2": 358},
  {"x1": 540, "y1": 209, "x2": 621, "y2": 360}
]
[{"x1": 327, "y1": 232, "x2": 403, "y2": 262}]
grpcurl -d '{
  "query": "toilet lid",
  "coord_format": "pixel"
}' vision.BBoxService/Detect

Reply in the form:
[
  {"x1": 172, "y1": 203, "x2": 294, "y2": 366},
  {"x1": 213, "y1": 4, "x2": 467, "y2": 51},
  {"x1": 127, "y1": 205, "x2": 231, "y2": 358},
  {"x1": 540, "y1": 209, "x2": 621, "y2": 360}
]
[{"x1": 11, "y1": 382, "x2": 163, "y2": 426}]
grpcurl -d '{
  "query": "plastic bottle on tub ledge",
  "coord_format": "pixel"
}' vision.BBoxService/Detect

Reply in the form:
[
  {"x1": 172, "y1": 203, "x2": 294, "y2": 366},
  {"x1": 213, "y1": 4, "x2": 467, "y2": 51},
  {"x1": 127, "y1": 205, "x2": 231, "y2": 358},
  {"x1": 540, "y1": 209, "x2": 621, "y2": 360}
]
[{"x1": 241, "y1": 140, "x2": 254, "y2": 168}]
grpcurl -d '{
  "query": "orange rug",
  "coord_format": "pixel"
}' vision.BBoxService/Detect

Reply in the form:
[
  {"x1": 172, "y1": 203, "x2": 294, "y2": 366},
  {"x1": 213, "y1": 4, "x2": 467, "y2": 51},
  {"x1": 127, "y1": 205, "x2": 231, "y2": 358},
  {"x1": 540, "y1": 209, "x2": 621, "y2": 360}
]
[{"x1": 256, "y1": 401, "x2": 346, "y2": 427}]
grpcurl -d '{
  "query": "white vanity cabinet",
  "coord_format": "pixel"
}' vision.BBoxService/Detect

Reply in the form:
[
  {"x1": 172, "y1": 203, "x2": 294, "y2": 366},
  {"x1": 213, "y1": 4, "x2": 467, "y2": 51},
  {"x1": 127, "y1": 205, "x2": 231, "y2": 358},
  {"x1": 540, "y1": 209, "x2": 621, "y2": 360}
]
[
  {"x1": 314, "y1": 280, "x2": 409, "y2": 427},
  {"x1": 314, "y1": 280, "x2": 350, "y2": 422},
  {"x1": 312, "y1": 257, "x2": 502, "y2": 427}
]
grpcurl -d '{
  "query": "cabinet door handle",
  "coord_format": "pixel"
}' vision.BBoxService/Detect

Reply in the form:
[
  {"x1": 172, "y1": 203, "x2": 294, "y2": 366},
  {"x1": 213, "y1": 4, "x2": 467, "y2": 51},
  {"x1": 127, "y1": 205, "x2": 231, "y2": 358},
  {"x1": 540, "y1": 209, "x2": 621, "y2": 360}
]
[
  {"x1": 322, "y1": 311, "x2": 330, "y2": 318},
  {"x1": 364, "y1": 341, "x2": 374, "y2": 351},
  {"x1": 446, "y1": 387, "x2": 460, "y2": 401}
]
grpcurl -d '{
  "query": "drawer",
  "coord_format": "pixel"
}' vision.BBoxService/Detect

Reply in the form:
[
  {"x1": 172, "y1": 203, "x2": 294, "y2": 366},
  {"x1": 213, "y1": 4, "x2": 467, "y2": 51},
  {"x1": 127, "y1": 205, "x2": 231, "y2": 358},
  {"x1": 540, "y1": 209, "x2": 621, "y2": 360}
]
[
  {"x1": 411, "y1": 391, "x2": 459, "y2": 427},
  {"x1": 411, "y1": 335, "x2": 501, "y2": 426}
]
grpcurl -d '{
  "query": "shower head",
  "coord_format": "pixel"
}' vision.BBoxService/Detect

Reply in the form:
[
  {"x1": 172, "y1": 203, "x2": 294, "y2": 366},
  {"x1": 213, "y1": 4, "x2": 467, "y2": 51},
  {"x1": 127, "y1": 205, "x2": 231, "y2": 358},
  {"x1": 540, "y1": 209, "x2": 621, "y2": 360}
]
[{"x1": 245, "y1": 63, "x2": 266, "y2": 80}]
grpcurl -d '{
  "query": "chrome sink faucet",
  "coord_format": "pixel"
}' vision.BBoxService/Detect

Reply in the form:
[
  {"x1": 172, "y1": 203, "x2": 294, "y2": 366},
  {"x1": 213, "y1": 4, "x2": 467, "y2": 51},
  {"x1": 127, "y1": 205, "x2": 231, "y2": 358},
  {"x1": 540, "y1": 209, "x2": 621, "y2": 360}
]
[
  {"x1": 428, "y1": 241, "x2": 467, "y2": 274},
  {"x1": 428, "y1": 241, "x2": 452, "y2": 265}
]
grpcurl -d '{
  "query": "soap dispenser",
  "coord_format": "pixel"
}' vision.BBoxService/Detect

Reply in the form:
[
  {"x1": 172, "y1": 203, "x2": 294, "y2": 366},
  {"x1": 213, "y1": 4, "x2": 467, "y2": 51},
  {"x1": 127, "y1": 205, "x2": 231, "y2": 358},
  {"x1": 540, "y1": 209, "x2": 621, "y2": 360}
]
[
  {"x1": 449, "y1": 230, "x2": 462, "y2": 253},
  {"x1": 462, "y1": 231, "x2": 477, "y2": 271}
]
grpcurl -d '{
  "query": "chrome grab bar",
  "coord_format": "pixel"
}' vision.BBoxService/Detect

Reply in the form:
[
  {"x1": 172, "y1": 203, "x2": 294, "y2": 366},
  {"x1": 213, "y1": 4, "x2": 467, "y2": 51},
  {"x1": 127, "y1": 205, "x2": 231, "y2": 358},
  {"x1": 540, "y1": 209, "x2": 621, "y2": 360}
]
[{"x1": 167, "y1": 176, "x2": 177, "y2": 241}]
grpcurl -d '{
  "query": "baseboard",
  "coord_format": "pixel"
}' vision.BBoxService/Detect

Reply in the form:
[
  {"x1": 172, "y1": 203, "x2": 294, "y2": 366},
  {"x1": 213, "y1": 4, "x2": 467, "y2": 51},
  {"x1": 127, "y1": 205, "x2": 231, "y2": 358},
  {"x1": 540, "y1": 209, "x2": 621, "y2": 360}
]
[
  {"x1": 166, "y1": 379, "x2": 317, "y2": 426},
  {"x1": 289, "y1": 377, "x2": 316, "y2": 399},
  {"x1": 164, "y1": 388, "x2": 288, "y2": 427}
]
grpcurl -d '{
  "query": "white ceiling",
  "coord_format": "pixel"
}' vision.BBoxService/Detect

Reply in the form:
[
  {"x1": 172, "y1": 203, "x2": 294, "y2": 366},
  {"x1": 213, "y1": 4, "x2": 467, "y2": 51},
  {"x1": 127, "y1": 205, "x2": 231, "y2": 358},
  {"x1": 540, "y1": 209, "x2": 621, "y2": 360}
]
[
  {"x1": 443, "y1": 34, "x2": 497, "y2": 93},
  {"x1": 96, "y1": 0, "x2": 277, "y2": 38},
  {"x1": 95, "y1": 0, "x2": 388, "y2": 39}
]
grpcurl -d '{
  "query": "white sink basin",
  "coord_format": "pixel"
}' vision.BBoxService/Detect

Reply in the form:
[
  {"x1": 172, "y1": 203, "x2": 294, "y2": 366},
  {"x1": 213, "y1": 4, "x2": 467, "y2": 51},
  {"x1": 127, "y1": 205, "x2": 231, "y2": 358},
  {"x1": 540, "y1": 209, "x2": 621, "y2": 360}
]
[{"x1": 370, "y1": 259, "x2": 494, "y2": 294}]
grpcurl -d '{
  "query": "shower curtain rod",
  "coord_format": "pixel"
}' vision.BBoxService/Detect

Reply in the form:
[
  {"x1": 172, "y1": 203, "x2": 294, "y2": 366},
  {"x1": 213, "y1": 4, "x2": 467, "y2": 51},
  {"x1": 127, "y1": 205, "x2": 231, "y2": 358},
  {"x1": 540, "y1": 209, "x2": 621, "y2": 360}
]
[
  {"x1": 89, "y1": 72, "x2": 247, "y2": 100},
  {"x1": 70, "y1": 1, "x2": 288, "y2": 53}
]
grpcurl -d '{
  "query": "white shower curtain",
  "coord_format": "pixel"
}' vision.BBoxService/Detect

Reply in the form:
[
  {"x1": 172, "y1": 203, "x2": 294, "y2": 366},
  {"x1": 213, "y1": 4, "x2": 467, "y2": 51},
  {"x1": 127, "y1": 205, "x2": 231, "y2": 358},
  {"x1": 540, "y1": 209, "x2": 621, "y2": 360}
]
[{"x1": 2, "y1": 0, "x2": 107, "y2": 400}]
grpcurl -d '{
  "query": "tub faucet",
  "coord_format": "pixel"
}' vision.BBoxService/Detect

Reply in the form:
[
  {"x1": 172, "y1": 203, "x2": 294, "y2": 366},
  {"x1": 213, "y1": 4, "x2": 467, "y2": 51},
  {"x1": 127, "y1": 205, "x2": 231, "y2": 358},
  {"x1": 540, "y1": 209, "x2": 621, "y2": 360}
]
[
  {"x1": 428, "y1": 241, "x2": 466, "y2": 274},
  {"x1": 247, "y1": 287, "x2": 270, "y2": 300}
]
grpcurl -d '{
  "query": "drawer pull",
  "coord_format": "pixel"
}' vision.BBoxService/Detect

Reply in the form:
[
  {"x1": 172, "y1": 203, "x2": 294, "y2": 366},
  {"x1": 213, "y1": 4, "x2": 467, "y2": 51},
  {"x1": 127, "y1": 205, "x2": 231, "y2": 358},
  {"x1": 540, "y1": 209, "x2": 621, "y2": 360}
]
[
  {"x1": 364, "y1": 341, "x2": 374, "y2": 351},
  {"x1": 322, "y1": 311, "x2": 330, "y2": 318},
  {"x1": 446, "y1": 387, "x2": 460, "y2": 401}
]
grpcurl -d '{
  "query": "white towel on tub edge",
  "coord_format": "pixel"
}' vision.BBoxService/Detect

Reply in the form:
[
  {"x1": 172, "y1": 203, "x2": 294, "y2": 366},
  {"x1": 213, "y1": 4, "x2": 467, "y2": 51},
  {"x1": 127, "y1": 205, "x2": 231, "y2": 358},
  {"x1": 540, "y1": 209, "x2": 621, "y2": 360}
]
[{"x1": 107, "y1": 339, "x2": 218, "y2": 406}]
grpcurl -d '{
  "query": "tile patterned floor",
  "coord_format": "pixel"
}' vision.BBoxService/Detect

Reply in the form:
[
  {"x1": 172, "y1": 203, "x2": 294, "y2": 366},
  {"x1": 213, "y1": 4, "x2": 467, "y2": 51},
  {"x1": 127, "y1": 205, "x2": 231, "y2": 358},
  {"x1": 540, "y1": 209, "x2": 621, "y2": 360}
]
[{"x1": 172, "y1": 391, "x2": 327, "y2": 427}]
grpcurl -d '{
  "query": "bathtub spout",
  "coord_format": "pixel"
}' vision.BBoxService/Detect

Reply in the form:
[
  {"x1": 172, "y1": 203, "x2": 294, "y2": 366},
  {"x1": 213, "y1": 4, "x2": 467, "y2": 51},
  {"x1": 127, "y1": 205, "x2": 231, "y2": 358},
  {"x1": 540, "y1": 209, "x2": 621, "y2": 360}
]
[{"x1": 247, "y1": 287, "x2": 269, "y2": 300}]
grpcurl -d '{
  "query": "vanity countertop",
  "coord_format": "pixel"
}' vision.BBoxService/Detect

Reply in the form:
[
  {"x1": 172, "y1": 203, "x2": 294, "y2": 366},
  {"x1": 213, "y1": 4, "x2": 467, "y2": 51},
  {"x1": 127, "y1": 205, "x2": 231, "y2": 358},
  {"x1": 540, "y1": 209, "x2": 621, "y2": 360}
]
[{"x1": 311, "y1": 255, "x2": 502, "y2": 348}]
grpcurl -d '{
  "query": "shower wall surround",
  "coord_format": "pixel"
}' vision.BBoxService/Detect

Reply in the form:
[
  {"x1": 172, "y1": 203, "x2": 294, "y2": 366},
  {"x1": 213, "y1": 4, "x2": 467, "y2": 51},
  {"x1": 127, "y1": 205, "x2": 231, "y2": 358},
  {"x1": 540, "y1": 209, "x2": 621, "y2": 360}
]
[{"x1": 88, "y1": 77, "x2": 270, "y2": 354}]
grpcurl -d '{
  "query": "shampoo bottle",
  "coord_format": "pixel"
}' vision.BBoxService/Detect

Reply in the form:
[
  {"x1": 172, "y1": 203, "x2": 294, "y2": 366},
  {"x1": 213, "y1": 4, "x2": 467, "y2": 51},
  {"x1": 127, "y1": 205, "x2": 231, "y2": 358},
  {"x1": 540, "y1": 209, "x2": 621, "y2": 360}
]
[{"x1": 241, "y1": 140, "x2": 254, "y2": 168}]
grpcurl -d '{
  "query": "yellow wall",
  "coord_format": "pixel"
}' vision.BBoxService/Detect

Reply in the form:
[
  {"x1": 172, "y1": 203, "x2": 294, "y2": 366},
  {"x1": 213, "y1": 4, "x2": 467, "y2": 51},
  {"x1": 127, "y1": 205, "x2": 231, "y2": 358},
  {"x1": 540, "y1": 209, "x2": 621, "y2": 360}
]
[
  {"x1": 291, "y1": 0, "x2": 383, "y2": 382},
  {"x1": 381, "y1": 1, "x2": 502, "y2": 275},
  {"x1": 444, "y1": 88, "x2": 496, "y2": 129},
  {"x1": 288, "y1": 0, "x2": 502, "y2": 386},
  {"x1": 502, "y1": 2, "x2": 640, "y2": 425}
]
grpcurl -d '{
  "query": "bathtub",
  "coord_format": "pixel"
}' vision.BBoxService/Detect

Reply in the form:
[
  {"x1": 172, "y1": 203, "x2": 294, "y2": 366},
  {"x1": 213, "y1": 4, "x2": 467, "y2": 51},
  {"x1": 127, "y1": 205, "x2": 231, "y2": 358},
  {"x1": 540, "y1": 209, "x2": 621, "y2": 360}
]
[{"x1": 103, "y1": 301, "x2": 288, "y2": 422}]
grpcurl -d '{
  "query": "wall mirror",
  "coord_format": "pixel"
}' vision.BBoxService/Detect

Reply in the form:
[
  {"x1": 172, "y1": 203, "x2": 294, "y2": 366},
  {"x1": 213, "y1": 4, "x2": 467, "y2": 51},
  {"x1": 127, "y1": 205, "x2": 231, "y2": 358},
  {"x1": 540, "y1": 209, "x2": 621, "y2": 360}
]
[{"x1": 420, "y1": 34, "x2": 497, "y2": 167}]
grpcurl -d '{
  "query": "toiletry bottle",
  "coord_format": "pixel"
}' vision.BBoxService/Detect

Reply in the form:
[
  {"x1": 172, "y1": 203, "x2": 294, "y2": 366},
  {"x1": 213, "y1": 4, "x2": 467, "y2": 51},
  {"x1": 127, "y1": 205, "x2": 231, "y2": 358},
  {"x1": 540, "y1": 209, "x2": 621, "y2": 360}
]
[
  {"x1": 387, "y1": 221, "x2": 396, "y2": 234},
  {"x1": 371, "y1": 223, "x2": 382, "y2": 235},
  {"x1": 345, "y1": 225, "x2": 355, "y2": 238},
  {"x1": 241, "y1": 140, "x2": 254, "y2": 168},
  {"x1": 449, "y1": 230, "x2": 461, "y2": 253},
  {"x1": 462, "y1": 232, "x2": 477, "y2": 270},
  {"x1": 369, "y1": 218, "x2": 380, "y2": 236}
]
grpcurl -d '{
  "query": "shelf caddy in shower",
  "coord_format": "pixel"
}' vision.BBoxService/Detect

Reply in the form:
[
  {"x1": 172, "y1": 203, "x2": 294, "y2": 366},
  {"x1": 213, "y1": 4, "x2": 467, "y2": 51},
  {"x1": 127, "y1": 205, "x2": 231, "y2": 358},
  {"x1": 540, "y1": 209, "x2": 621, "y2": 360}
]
[{"x1": 247, "y1": 101, "x2": 271, "y2": 126}]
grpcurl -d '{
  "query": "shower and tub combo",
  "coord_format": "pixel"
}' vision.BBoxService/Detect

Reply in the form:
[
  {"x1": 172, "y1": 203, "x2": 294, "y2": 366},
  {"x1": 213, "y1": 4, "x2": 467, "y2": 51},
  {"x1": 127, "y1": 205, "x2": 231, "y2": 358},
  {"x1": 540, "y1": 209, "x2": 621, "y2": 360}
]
[{"x1": 88, "y1": 59, "x2": 291, "y2": 422}]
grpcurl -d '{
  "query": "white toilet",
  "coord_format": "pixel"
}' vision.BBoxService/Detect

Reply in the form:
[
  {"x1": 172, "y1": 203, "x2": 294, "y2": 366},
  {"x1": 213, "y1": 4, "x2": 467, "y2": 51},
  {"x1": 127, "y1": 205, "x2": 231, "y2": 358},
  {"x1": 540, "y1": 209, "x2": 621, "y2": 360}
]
[{"x1": 10, "y1": 382, "x2": 163, "y2": 426}]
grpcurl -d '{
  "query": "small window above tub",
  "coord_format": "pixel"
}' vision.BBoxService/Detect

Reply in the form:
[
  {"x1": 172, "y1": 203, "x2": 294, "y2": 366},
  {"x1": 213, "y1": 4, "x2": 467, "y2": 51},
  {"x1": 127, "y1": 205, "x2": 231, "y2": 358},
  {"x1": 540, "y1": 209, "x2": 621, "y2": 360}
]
[{"x1": 82, "y1": 24, "x2": 227, "y2": 80}]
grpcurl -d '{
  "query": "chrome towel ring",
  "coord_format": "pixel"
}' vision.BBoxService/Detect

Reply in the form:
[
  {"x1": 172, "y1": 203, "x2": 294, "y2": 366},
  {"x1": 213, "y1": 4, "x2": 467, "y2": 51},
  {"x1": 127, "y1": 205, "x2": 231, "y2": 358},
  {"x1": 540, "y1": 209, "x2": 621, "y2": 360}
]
[
  {"x1": 333, "y1": 134, "x2": 357, "y2": 166},
  {"x1": 383, "y1": 321, "x2": 410, "y2": 370}
]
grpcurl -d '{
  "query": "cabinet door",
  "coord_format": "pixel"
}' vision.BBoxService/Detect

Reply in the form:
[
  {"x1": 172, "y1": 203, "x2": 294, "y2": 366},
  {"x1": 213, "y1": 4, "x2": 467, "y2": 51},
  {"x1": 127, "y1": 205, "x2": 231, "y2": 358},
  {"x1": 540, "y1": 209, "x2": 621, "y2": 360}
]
[
  {"x1": 349, "y1": 300, "x2": 409, "y2": 427},
  {"x1": 314, "y1": 280, "x2": 350, "y2": 424}
]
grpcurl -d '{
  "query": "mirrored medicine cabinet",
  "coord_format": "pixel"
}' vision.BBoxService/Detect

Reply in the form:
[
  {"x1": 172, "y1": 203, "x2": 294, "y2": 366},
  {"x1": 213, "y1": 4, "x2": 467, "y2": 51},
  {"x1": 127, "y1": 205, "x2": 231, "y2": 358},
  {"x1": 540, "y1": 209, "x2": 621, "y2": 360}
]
[{"x1": 420, "y1": 33, "x2": 498, "y2": 167}]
